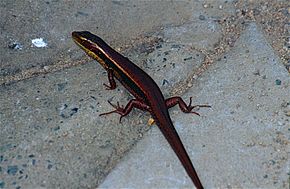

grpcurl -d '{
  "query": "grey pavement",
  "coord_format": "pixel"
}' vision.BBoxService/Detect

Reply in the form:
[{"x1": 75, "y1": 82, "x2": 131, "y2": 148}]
[
  {"x1": 0, "y1": 1, "x2": 289, "y2": 189},
  {"x1": 99, "y1": 23, "x2": 290, "y2": 189}
]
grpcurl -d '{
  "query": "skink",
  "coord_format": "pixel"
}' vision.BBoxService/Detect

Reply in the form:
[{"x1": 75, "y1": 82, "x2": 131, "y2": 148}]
[{"x1": 72, "y1": 31, "x2": 210, "y2": 189}]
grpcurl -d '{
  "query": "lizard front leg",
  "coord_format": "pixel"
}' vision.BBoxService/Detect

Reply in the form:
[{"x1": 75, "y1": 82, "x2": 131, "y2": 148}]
[{"x1": 103, "y1": 68, "x2": 117, "y2": 90}]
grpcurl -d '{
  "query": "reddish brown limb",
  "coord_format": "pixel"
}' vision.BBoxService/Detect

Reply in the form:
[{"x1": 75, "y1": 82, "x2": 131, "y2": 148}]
[
  {"x1": 103, "y1": 69, "x2": 117, "y2": 90},
  {"x1": 165, "y1": 96, "x2": 211, "y2": 116},
  {"x1": 99, "y1": 99, "x2": 150, "y2": 123}
]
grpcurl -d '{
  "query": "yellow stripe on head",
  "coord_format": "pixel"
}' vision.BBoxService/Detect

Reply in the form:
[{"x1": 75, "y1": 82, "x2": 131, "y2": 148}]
[{"x1": 72, "y1": 33, "x2": 108, "y2": 69}]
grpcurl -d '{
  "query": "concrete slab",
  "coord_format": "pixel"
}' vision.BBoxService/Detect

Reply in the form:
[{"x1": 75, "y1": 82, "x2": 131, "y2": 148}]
[
  {"x1": 0, "y1": 1, "x2": 198, "y2": 80},
  {"x1": 1, "y1": 0, "x2": 240, "y2": 85},
  {"x1": 0, "y1": 16, "x2": 218, "y2": 187},
  {"x1": 99, "y1": 23, "x2": 290, "y2": 188},
  {"x1": 0, "y1": 1, "x2": 289, "y2": 189},
  {"x1": 0, "y1": 61, "x2": 152, "y2": 188},
  {"x1": 0, "y1": 3, "x2": 222, "y2": 187}
]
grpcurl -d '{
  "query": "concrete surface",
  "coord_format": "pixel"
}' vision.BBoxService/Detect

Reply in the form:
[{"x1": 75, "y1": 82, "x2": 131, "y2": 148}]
[
  {"x1": 0, "y1": 1, "x2": 208, "y2": 82},
  {"x1": 0, "y1": 1, "x2": 289, "y2": 189},
  {"x1": 100, "y1": 22, "x2": 290, "y2": 189}
]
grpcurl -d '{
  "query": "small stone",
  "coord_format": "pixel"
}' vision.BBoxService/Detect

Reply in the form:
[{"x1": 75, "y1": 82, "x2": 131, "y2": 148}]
[
  {"x1": 138, "y1": 133, "x2": 143, "y2": 138},
  {"x1": 183, "y1": 56, "x2": 193, "y2": 61},
  {"x1": 43, "y1": 66, "x2": 49, "y2": 71},
  {"x1": 281, "y1": 101, "x2": 289, "y2": 108},
  {"x1": 47, "y1": 164, "x2": 53, "y2": 169},
  {"x1": 199, "y1": 15, "x2": 205, "y2": 20},
  {"x1": 253, "y1": 70, "x2": 260, "y2": 75},
  {"x1": 187, "y1": 83, "x2": 193, "y2": 87},
  {"x1": 8, "y1": 42, "x2": 23, "y2": 50},
  {"x1": 7, "y1": 165, "x2": 18, "y2": 175},
  {"x1": 28, "y1": 154, "x2": 35, "y2": 158},
  {"x1": 53, "y1": 126, "x2": 60, "y2": 131},
  {"x1": 0, "y1": 181, "x2": 5, "y2": 188},
  {"x1": 156, "y1": 44, "x2": 162, "y2": 49},
  {"x1": 162, "y1": 79, "x2": 169, "y2": 86},
  {"x1": 192, "y1": 75, "x2": 198, "y2": 80},
  {"x1": 275, "y1": 79, "x2": 282, "y2": 85}
]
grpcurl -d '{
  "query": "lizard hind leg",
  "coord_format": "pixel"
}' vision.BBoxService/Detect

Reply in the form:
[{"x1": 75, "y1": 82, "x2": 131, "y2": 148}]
[
  {"x1": 165, "y1": 96, "x2": 211, "y2": 116},
  {"x1": 99, "y1": 99, "x2": 151, "y2": 123}
]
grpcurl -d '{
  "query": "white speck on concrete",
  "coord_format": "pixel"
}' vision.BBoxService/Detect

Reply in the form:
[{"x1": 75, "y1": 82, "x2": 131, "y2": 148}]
[{"x1": 31, "y1": 38, "x2": 47, "y2": 47}]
